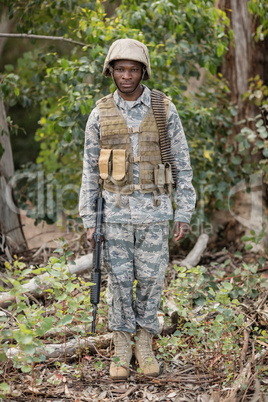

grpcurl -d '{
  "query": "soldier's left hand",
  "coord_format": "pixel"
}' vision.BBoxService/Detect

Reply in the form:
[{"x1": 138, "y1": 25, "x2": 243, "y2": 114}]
[{"x1": 174, "y1": 222, "x2": 190, "y2": 242}]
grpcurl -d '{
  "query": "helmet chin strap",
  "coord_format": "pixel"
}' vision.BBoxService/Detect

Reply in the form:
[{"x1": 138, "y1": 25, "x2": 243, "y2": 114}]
[{"x1": 109, "y1": 65, "x2": 146, "y2": 96}]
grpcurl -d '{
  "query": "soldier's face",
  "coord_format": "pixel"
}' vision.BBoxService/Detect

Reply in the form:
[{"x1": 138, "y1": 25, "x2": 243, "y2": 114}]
[{"x1": 113, "y1": 60, "x2": 143, "y2": 98}]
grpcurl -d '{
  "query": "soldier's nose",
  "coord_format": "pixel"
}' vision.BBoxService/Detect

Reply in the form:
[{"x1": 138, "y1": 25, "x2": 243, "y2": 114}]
[{"x1": 123, "y1": 71, "x2": 131, "y2": 79}]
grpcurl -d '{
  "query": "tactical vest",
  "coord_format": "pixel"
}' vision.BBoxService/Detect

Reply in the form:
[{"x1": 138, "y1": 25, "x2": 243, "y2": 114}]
[{"x1": 97, "y1": 93, "x2": 172, "y2": 195}]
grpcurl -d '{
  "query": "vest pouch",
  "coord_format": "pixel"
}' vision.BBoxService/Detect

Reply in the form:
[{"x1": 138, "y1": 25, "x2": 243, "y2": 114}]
[
  {"x1": 112, "y1": 149, "x2": 128, "y2": 184},
  {"x1": 165, "y1": 162, "x2": 174, "y2": 195},
  {"x1": 154, "y1": 164, "x2": 165, "y2": 187},
  {"x1": 99, "y1": 149, "x2": 112, "y2": 180},
  {"x1": 165, "y1": 163, "x2": 174, "y2": 184}
]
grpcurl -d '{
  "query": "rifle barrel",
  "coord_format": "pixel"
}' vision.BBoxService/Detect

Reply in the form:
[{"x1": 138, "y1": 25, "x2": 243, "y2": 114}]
[{"x1": 92, "y1": 304, "x2": 98, "y2": 333}]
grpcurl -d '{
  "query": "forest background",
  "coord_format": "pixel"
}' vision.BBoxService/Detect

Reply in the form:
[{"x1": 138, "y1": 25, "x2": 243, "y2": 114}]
[{"x1": 0, "y1": 0, "x2": 268, "y2": 401}]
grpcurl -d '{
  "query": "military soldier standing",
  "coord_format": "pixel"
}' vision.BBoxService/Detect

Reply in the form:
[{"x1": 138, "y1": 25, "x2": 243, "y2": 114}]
[{"x1": 79, "y1": 39, "x2": 196, "y2": 379}]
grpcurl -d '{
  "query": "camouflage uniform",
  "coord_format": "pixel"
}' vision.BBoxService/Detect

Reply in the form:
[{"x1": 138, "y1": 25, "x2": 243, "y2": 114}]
[
  {"x1": 79, "y1": 85, "x2": 196, "y2": 334},
  {"x1": 103, "y1": 221, "x2": 169, "y2": 334}
]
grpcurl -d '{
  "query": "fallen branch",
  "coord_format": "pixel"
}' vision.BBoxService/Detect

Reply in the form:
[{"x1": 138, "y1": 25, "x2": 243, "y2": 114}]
[
  {"x1": 222, "y1": 361, "x2": 252, "y2": 402},
  {"x1": 240, "y1": 329, "x2": 250, "y2": 368},
  {"x1": 241, "y1": 350, "x2": 268, "y2": 402},
  {"x1": 7, "y1": 332, "x2": 112, "y2": 360},
  {"x1": 180, "y1": 233, "x2": 209, "y2": 268},
  {"x1": 223, "y1": 349, "x2": 268, "y2": 402},
  {"x1": 0, "y1": 306, "x2": 19, "y2": 324},
  {"x1": 244, "y1": 292, "x2": 268, "y2": 329},
  {"x1": 113, "y1": 385, "x2": 140, "y2": 401},
  {"x1": 32, "y1": 243, "x2": 48, "y2": 259},
  {"x1": 0, "y1": 254, "x2": 93, "y2": 307}
]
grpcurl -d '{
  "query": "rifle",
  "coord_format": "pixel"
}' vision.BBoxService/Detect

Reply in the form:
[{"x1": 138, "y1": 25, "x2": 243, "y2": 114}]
[{"x1": 90, "y1": 189, "x2": 104, "y2": 333}]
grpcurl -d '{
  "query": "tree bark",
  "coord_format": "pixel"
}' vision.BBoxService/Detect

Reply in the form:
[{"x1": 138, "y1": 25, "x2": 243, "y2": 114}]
[
  {"x1": 218, "y1": 0, "x2": 253, "y2": 119},
  {"x1": 0, "y1": 6, "x2": 13, "y2": 55},
  {"x1": 0, "y1": 7, "x2": 27, "y2": 251},
  {"x1": 215, "y1": 1, "x2": 268, "y2": 249}
]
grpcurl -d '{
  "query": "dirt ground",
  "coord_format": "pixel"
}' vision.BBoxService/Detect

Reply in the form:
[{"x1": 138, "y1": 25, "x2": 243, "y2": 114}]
[{"x1": 20, "y1": 212, "x2": 78, "y2": 251}]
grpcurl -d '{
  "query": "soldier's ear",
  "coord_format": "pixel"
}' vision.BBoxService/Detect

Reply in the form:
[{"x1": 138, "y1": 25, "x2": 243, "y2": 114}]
[
  {"x1": 142, "y1": 64, "x2": 146, "y2": 80},
  {"x1": 108, "y1": 62, "x2": 114, "y2": 76}
]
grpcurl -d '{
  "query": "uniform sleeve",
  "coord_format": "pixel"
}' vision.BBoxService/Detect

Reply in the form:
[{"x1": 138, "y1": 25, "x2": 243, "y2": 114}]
[
  {"x1": 167, "y1": 102, "x2": 196, "y2": 223},
  {"x1": 79, "y1": 107, "x2": 101, "y2": 228}
]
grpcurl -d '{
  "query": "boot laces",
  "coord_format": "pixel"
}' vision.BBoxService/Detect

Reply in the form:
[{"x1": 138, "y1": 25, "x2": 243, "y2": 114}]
[
  {"x1": 114, "y1": 331, "x2": 130, "y2": 360},
  {"x1": 138, "y1": 331, "x2": 154, "y2": 364}
]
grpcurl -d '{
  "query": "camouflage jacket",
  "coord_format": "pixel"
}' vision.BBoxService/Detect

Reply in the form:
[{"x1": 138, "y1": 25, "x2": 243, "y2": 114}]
[{"x1": 79, "y1": 86, "x2": 196, "y2": 227}]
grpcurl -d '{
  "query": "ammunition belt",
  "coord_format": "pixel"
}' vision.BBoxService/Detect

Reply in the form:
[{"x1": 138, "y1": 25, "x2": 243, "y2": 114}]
[{"x1": 151, "y1": 89, "x2": 177, "y2": 189}]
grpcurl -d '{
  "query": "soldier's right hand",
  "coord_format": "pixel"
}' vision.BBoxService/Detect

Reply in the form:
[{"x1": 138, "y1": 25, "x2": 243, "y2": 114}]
[{"x1": 87, "y1": 227, "x2": 96, "y2": 248}]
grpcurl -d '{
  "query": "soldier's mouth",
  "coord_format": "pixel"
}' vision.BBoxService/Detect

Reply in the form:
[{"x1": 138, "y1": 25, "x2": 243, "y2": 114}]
[{"x1": 120, "y1": 83, "x2": 134, "y2": 87}]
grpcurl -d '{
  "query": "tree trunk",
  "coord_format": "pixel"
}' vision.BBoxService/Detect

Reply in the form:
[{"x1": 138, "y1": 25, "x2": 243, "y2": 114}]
[
  {"x1": 0, "y1": 7, "x2": 27, "y2": 251},
  {"x1": 219, "y1": 0, "x2": 252, "y2": 119},
  {"x1": 214, "y1": 1, "x2": 268, "y2": 249}
]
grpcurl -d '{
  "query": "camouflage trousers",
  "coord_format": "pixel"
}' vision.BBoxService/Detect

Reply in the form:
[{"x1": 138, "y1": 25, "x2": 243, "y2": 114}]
[{"x1": 102, "y1": 221, "x2": 169, "y2": 335}]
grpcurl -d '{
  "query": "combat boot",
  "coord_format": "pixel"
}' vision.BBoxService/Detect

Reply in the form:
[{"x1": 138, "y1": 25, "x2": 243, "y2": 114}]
[
  {"x1": 135, "y1": 328, "x2": 159, "y2": 376},
  {"x1": 110, "y1": 331, "x2": 132, "y2": 380}
]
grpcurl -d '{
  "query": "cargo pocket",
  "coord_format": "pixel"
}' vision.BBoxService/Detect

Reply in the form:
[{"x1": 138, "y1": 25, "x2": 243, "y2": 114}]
[{"x1": 99, "y1": 149, "x2": 112, "y2": 180}]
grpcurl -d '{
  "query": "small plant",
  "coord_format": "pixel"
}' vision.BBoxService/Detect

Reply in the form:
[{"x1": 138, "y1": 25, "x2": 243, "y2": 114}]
[
  {"x1": 0, "y1": 240, "x2": 95, "y2": 386},
  {"x1": 241, "y1": 225, "x2": 267, "y2": 252},
  {"x1": 160, "y1": 260, "x2": 267, "y2": 381}
]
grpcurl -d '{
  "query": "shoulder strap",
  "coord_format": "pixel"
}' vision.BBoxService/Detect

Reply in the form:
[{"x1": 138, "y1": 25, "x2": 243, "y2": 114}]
[
  {"x1": 151, "y1": 89, "x2": 177, "y2": 188},
  {"x1": 96, "y1": 93, "x2": 113, "y2": 106}
]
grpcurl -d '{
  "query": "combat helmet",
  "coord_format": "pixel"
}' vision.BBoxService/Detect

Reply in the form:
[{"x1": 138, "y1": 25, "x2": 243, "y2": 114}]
[{"x1": 103, "y1": 38, "x2": 151, "y2": 80}]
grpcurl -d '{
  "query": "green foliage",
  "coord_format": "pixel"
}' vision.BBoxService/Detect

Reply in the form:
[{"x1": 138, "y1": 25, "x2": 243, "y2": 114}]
[
  {"x1": 0, "y1": 240, "x2": 94, "y2": 375},
  {"x1": 0, "y1": 240, "x2": 267, "y2": 393},
  {"x1": 239, "y1": 78, "x2": 268, "y2": 180},
  {"x1": 159, "y1": 259, "x2": 268, "y2": 374},
  {"x1": 0, "y1": 382, "x2": 11, "y2": 399},
  {"x1": 248, "y1": 0, "x2": 268, "y2": 41},
  {"x1": 241, "y1": 225, "x2": 267, "y2": 252},
  {"x1": 118, "y1": 0, "x2": 229, "y2": 78},
  {"x1": 4, "y1": 0, "x2": 84, "y2": 37},
  {"x1": 1, "y1": 0, "x2": 230, "y2": 227},
  {"x1": 0, "y1": 0, "x2": 266, "y2": 231}
]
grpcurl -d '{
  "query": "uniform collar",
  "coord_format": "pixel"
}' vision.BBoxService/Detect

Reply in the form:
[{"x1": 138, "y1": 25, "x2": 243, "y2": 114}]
[{"x1": 113, "y1": 85, "x2": 151, "y2": 110}]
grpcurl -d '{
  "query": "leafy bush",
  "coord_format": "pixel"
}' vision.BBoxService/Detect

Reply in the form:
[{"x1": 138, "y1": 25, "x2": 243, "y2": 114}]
[
  {"x1": 159, "y1": 258, "x2": 268, "y2": 377},
  {"x1": 1, "y1": 0, "x2": 267, "y2": 234},
  {"x1": 0, "y1": 241, "x2": 94, "y2": 376}
]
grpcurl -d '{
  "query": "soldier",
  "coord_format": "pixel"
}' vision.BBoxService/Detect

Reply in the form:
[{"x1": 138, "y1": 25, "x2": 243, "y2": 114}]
[{"x1": 79, "y1": 38, "x2": 196, "y2": 380}]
